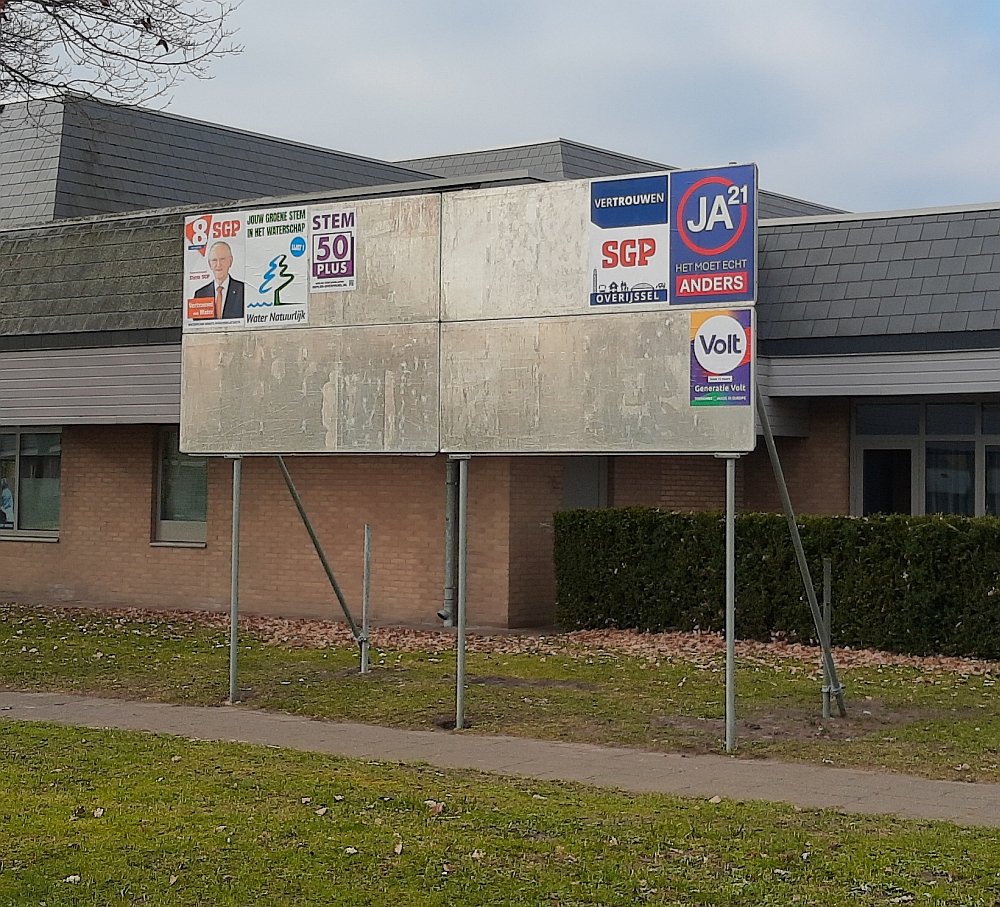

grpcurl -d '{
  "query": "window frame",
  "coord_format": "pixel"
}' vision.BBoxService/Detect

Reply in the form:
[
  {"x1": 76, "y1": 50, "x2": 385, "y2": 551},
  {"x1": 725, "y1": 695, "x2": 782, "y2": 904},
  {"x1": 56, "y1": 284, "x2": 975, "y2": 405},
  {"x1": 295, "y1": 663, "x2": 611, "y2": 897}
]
[
  {"x1": 153, "y1": 426, "x2": 208, "y2": 545},
  {"x1": 851, "y1": 399, "x2": 1000, "y2": 517},
  {"x1": 0, "y1": 426, "x2": 62, "y2": 541}
]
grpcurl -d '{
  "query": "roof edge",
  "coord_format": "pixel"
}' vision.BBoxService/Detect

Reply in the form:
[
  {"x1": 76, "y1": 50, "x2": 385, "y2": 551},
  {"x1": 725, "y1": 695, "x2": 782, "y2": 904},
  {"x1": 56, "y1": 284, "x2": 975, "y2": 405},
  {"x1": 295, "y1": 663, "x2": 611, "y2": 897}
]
[
  {"x1": 399, "y1": 137, "x2": 676, "y2": 171},
  {"x1": 59, "y1": 94, "x2": 429, "y2": 179},
  {"x1": 763, "y1": 199, "x2": 1000, "y2": 227},
  {"x1": 0, "y1": 169, "x2": 553, "y2": 236}
]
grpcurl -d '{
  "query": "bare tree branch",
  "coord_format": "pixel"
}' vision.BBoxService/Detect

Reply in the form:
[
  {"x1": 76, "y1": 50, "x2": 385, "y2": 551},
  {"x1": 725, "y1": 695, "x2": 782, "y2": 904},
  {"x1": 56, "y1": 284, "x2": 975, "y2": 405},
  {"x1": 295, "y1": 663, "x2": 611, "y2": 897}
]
[{"x1": 0, "y1": 0, "x2": 242, "y2": 104}]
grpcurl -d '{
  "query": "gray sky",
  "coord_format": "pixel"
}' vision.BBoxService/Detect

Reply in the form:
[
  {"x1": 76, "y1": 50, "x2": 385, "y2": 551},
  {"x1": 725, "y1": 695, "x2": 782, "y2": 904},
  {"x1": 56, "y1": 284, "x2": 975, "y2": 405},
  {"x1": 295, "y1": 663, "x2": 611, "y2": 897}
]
[{"x1": 166, "y1": 0, "x2": 1000, "y2": 213}]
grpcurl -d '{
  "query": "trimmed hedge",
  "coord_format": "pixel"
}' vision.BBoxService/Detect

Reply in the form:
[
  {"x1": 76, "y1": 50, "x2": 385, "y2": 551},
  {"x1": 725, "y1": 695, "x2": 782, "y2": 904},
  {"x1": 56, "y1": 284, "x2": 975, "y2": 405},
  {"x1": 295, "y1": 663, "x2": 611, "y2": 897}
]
[{"x1": 553, "y1": 508, "x2": 1000, "y2": 660}]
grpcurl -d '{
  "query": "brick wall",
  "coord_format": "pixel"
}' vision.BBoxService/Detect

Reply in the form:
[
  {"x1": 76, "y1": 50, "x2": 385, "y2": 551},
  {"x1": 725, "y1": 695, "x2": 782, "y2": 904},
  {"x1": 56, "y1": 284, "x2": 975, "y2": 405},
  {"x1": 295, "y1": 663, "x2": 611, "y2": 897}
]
[
  {"x1": 507, "y1": 457, "x2": 562, "y2": 627},
  {"x1": 0, "y1": 407, "x2": 851, "y2": 627},
  {"x1": 611, "y1": 455, "x2": 731, "y2": 510},
  {"x1": 464, "y1": 456, "x2": 512, "y2": 626},
  {"x1": 0, "y1": 426, "x2": 457, "y2": 624},
  {"x1": 742, "y1": 399, "x2": 850, "y2": 515},
  {"x1": 608, "y1": 400, "x2": 850, "y2": 517}
]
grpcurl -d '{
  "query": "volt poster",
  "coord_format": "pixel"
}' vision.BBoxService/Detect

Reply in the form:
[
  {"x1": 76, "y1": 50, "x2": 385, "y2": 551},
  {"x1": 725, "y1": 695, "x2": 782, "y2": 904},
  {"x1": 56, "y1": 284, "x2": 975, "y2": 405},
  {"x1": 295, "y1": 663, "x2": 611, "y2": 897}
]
[{"x1": 690, "y1": 309, "x2": 753, "y2": 406}]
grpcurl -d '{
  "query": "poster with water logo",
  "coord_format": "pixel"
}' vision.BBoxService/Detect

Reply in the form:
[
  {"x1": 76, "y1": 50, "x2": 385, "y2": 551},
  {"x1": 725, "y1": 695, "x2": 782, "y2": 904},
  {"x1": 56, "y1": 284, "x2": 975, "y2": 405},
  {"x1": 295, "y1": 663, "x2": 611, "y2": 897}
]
[{"x1": 183, "y1": 205, "x2": 309, "y2": 330}]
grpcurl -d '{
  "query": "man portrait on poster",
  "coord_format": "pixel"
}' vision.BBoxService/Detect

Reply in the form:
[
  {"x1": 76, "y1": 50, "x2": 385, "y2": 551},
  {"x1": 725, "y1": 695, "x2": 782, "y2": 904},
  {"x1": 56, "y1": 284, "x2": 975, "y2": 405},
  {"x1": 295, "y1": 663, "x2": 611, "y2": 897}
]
[{"x1": 193, "y1": 240, "x2": 245, "y2": 320}]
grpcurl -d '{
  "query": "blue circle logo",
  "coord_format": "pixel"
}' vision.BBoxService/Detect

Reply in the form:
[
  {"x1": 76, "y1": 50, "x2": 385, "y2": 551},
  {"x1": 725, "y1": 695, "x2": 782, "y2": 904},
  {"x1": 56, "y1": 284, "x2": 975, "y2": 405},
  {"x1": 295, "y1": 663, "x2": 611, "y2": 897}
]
[{"x1": 289, "y1": 236, "x2": 307, "y2": 257}]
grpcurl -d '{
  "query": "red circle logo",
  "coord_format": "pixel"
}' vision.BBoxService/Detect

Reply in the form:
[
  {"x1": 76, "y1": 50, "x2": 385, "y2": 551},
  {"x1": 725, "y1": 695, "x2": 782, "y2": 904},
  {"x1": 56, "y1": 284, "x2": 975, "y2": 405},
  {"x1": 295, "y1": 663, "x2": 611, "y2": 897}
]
[{"x1": 676, "y1": 175, "x2": 748, "y2": 256}]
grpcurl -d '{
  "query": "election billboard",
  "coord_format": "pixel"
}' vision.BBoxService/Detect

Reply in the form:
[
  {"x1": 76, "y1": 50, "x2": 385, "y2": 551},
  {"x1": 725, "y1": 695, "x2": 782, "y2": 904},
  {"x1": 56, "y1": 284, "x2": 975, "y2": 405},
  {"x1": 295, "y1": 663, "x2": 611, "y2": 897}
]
[
  {"x1": 589, "y1": 163, "x2": 757, "y2": 309},
  {"x1": 183, "y1": 205, "x2": 310, "y2": 331},
  {"x1": 182, "y1": 175, "x2": 757, "y2": 457}
]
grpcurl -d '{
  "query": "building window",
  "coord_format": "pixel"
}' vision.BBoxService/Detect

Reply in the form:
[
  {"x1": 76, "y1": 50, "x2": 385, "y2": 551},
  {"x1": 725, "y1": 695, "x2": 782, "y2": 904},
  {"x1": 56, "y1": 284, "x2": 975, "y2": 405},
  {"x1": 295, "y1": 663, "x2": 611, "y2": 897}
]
[
  {"x1": 853, "y1": 400, "x2": 1000, "y2": 516},
  {"x1": 155, "y1": 428, "x2": 207, "y2": 543},
  {"x1": 0, "y1": 429, "x2": 62, "y2": 536}
]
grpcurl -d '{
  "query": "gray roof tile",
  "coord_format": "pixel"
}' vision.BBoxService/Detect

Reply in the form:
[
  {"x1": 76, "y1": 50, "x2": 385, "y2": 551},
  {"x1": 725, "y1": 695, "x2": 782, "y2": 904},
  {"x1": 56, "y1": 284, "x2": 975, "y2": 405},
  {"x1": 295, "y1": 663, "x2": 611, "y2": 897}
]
[
  {"x1": 861, "y1": 261, "x2": 890, "y2": 280},
  {"x1": 947, "y1": 274, "x2": 977, "y2": 293},
  {"x1": 968, "y1": 310, "x2": 1000, "y2": 330},
  {"x1": 945, "y1": 220, "x2": 976, "y2": 239},
  {"x1": 920, "y1": 222, "x2": 949, "y2": 240},
  {"x1": 876, "y1": 242, "x2": 906, "y2": 261},
  {"x1": 885, "y1": 259, "x2": 914, "y2": 279},
  {"x1": 921, "y1": 275, "x2": 950, "y2": 293},
  {"x1": 837, "y1": 262, "x2": 864, "y2": 281},
  {"x1": 894, "y1": 276, "x2": 924, "y2": 295},
  {"x1": 813, "y1": 264, "x2": 840, "y2": 283},
  {"x1": 895, "y1": 223, "x2": 922, "y2": 241},
  {"x1": 928, "y1": 238, "x2": 959, "y2": 257},
  {"x1": 829, "y1": 246, "x2": 856, "y2": 265},
  {"x1": 940, "y1": 312, "x2": 970, "y2": 331},
  {"x1": 913, "y1": 313, "x2": 943, "y2": 331},
  {"x1": 861, "y1": 315, "x2": 890, "y2": 333},
  {"x1": 877, "y1": 297, "x2": 908, "y2": 316},
  {"x1": 759, "y1": 206, "x2": 1000, "y2": 351},
  {"x1": 852, "y1": 244, "x2": 880, "y2": 263},
  {"x1": 904, "y1": 240, "x2": 933, "y2": 259},
  {"x1": 973, "y1": 218, "x2": 1000, "y2": 236},
  {"x1": 937, "y1": 257, "x2": 969, "y2": 275},
  {"x1": 805, "y1": 247, "x2": 833, "y2": 266},
  {"x1": 911, "y1": 258, "x2": 939, "y2": 277},
  {"x1": 956, "y1": 237, "x2": 984, "y2": 255}
]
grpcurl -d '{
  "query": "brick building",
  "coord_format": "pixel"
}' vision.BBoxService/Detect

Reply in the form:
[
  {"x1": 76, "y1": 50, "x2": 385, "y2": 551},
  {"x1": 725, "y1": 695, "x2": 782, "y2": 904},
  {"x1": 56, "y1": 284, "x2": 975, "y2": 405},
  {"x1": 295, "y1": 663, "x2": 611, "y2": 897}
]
[{"x1": 3, "y1": 96, "x2": 999, "y2": 627}]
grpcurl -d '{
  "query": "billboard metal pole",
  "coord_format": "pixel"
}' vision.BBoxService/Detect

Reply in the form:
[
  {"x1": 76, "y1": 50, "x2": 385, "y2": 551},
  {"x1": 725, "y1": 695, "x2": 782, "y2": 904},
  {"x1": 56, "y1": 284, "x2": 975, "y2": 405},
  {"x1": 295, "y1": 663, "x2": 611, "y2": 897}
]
[
  {"x1": 755, "y1": 391, "x2": 847, "y2": 718},
  {"x1": 228, "y1": 455, "x2": 243, "y2": 704},
  {"x1": 721, "y1": 454, "x2": 738, "y2": 752},
  {"x1": 361, "y1": 523, "x2": 372, "y2": 674},
  {"x1": 453, "y1": 455, "x2": 470, "y2": 730},
  {"x1": 438, "y1": 458, "x2": 458, "y2": 625}
]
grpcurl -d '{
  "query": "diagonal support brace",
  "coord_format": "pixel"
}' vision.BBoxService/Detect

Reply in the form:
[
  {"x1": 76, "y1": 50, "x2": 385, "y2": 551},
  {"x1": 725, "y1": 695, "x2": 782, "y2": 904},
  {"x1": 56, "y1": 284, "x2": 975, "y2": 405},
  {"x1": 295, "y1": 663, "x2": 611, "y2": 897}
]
[
  {"x1": 755, "y1": 391, "x2": 847, "y2": 718},
  {"x1": 276, "y1": 456, "x2": 363, "y2": 645}
]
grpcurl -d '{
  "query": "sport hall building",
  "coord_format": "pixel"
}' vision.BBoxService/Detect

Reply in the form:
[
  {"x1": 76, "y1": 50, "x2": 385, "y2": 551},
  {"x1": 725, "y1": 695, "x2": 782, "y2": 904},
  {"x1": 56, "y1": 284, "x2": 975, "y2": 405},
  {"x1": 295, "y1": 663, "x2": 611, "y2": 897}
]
[{"x1": 3, "y1": 95, "x2": 999, "y2": 627}]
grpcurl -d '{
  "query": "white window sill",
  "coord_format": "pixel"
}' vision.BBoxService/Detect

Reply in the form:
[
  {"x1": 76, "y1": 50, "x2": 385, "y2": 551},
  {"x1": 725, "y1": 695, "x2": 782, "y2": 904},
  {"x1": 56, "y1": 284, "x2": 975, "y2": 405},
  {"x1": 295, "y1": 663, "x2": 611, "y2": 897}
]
[{"x1": 0, "y1": 533, "x2": 59, "y2": 543}]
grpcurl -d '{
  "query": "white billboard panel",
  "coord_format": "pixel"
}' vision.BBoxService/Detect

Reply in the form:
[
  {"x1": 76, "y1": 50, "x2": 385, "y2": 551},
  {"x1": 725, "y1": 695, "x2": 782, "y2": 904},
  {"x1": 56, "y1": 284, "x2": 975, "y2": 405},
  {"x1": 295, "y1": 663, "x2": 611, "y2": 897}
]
[
  {"x1": 180, "y1": 171, "x2": 756, "y2": 456},
  {"x1": 440, "y1": 309, "x2": 754, "y2": 455},
  {"x1": 180, "y1": 325, "x2": 440, "y2": 455}
]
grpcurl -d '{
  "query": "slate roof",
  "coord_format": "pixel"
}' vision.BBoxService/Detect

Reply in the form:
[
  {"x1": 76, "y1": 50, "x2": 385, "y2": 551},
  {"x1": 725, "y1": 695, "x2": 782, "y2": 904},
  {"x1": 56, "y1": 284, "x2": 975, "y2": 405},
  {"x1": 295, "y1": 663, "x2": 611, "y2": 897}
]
[
  {"x1": 0, "y1": 95, "x2": 430, "y2": 226},
  {"x1": 9, "y1": 198, "x2": 993, "y2": 358},
  {"x1": 758, "y1": 206, "x2": 1000, "y2": 356},
  {"x1": 0, "y1": 99, "x2": 64, "y2": 228},
  {"x1": 6, "y1": 100, "x2": 988, "y2": 361},
  {"x1": 0, "y1": 211, "x2": 183, "y2": 350},
  {"x1": 758, "y1": 191, "x2": 841, "y2": 219},
  {"x1": 399, "y1": 139, "x2": 842, "y2": 219},
  {"x1": 399, "y1": 139, "x2": 668, "y2": 182}
]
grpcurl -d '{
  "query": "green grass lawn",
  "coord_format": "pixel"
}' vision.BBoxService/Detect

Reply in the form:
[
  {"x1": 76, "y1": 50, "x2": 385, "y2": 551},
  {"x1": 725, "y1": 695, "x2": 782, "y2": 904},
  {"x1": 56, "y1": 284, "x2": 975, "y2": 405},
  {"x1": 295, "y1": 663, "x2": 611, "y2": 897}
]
[
  {"x1": 1, "y1": 605, "x2": 998, "y2": 782},
  {"x1": 1, "y1": 721, "x2": 998, "y2": 906}
]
